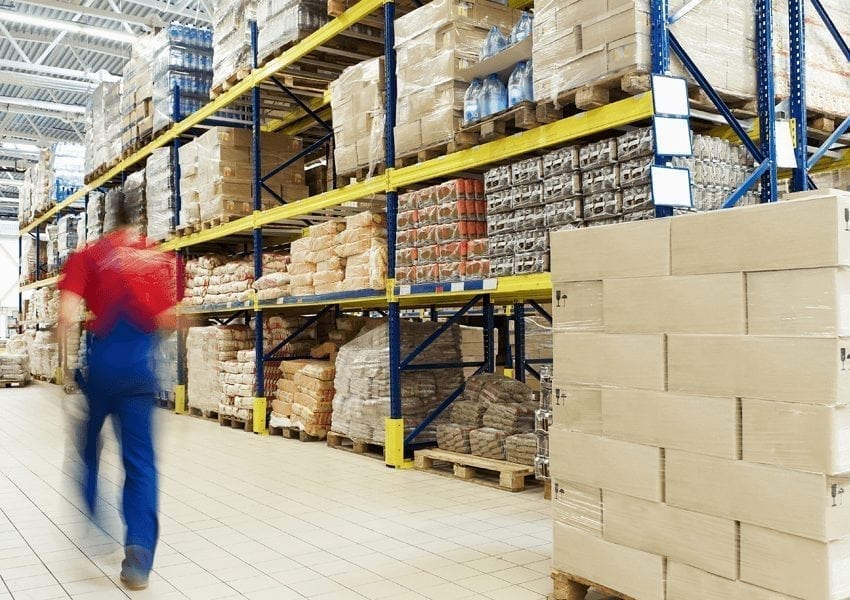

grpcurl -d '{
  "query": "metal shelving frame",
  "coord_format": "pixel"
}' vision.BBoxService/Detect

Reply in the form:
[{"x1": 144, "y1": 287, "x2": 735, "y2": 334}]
[{"x1": 16, "y1": 0, "x2": 820, "y2": 466}]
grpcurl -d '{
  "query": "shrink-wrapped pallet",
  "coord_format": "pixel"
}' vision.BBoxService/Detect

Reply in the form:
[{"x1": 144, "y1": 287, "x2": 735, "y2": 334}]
[
  {"x1": 30, "y1": 329, "x2": 58, "y2": 380},
  {"x1": 257, "y1": 0, "x2": 329, "y2": 61},
  {"x1": 187, "y1": 325, "x2": 252, "y2": 414},
  {"x1": 332, "y1": 320, "x2": 463, "y2": 443},
  {"x1": 331, "y1": 57, "x2": 386, "y2": 175},
  {"x1": 156, "y1": 332, "x2": 178, "y2": 399},
  {"x1": 0, "y1": 353, "x2": 30, "y2": 384},
  {"x1": 437, "y1": 423, "x2": 474, "y2": 454},
  {"x1": 212, "y1": 0, "x2": 255, "y2": 90},
  {"x1": 145, "y1": 147, "x2": 175, "y2": 240},
  {"x1": 469, "y1": 427, "x2": 507, "y2": 460}
]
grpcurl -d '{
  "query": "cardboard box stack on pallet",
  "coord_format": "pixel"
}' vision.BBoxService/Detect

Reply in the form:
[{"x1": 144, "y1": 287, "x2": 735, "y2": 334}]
[
  {"x1": 331, "y1": 57, "x2": 385, "y2": 177},
  {"x1": 393, "y1": 0, "x2": 519, "y2": 158},
  {"x1": 84, "y1": 82, "x2": 121, "y2": 176},
  {"x1": 548, "y1": 190, "x2": 850, "y2": 600}
]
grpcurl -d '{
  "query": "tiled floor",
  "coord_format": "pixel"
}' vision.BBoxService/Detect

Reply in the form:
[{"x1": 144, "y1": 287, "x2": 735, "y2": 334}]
[{"x1": 0, "y1": 382, "x2": 553, "y2": 600}]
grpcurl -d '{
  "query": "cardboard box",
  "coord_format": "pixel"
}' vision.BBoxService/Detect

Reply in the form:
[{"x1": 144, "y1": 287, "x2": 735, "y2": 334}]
[
  {"x1": 667, "y1": 561, "x2": 798, "y2": 600},
  {"x1": 553, "y1": 522, "x2": 665, "y2": 600},
  {"x1": 603, "y1": 274, "x2": 746, "y2": 334},
  {"x1": 667, "y1": 334, "x2": 850, "y2": 406},
  {"x1": 666, "y1": 449, "x2": 850, "y2": 541},
  {"x1": 742, "y1": 398, "x2": 850, "y2": 475},
  {"x1": 747, "y1": 267, "x2": 850, "y2": 336},
  {"x1": 549, "y1": 218, "x2": 671, "y2": 282},
  {"x1": 551, "y1": 281, "x2": 603, "y2": 331},
  {"x1": 603, "y1": 492, "x2": 738, "y2": 579},
  {"x1": 740, "y1": 523, "x2": 850, "y2": 600},
  {"x1": 602, "y1": 390, "x2": 738, "y2": 459},
  {"x1": 671, "y1": 194, "x2": 850, "y2": 275},
  {"x1": 553, "y1": 332, "x2": 666, "y2": 391},
  {"x1": 551, "y1": 480, "x2": 602, "y2": 536},
  {"x1": 550, "y1": 427, "x2": 663, "y2": 501},
  {"x1": 551, "y1": 384, "x2": 602, "y2": 433}
]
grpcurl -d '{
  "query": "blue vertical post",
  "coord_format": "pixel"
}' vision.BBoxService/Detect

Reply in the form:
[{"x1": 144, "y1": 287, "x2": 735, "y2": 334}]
[
  {"x1": 35, "y1": 227, "x2": 40, "y2": 280},
  {"x1": 250, "y1": 20, "x2": 267, "y2": 434},
  {"x1": 384, "y1": 0, "x2": 407, "y2": 468},
  {"x1": 788, "y1": 0, "x2": 808, "y2": 192},
  {"x1": 171, "y1": 86, "x2": 188, "y2": 413},
  {"x1": 756, "y1": 0, "x2": 779, "y2": 202},
  {"x1": 513, "y1": 302, "x2": 526, "y2": 383},
  {"x1": 650, "y1": 0, "x2": 673, "y2": 218}
]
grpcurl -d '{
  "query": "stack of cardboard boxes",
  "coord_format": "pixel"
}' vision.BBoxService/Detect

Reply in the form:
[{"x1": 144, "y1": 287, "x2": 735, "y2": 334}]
[
  {"x1": 331, "y1": 57, "x2": 385, "y2": 176},
  {"x1": 84, "y1": 82, "x2": 121, "y2": 176},
  {"x1": 393, "y1": 0, "x2": 518, "y2": 157},
  {"x1": 549, "y1": 191, "x2": 850, "y2": 600}
]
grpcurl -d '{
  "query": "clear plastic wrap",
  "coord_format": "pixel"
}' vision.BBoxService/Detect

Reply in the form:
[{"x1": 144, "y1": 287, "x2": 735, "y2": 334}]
[
  {"x1": 332, "y1": 56, "x2": 386, "y2": 175},
  {"x1": 145, "y1": 147, "x2": 175, "y2": 240},
  {"x1": 212, "y1": 0, "x2": 255, "y2": 89},
  {"x1": 187, "y1": 325, "x2": 253, "y2": 414}
]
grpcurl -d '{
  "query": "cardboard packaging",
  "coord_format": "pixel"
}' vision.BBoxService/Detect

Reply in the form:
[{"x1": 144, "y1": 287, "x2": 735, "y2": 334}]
[
  {"x1": 553, "y1": 332, "x2": 666, "y2": 391},
  {"x1": 603, "y1": 492, "x2": 738, "y2": 579},
  {"x1": 667, "y1": 561, "x2": 798, "y2": 600},
  {"x1": 666, "y1": 449, "x2": 850, "y2": 542},
  {"x1": 550, "y1": 281, "x2": 604, "y2": 331},
  {"x1": 553, "y1": 522, "x2": 665, "y2": 600},
  {"x1": 747, "y1": 267, "x2": 850, "y2": 337},
  {"x1": 668, "y1": 334, "x2": 850, "y2": 406},
  {"x1": 549, "y1": 218, "x2": 671, "y2": 282},
  {"x1": 671, "y1": 193, "x2": 850, "y2": 275},
  {"x1": 550, "y1": 427, "x2": 663, "y2": 501},
  {"x1": 551, "y1": 480, "x2": 603, "y2": 536},
  {"x1": 551, "y1": 384, "x2": 602, "y2": 433},
  {"x1": 742, "y1": 398, "x2": 850, "y2": 475},
  {"x1": 603, "y1": 274, "x2": 746, "y2": 334},
  {"x1": 602, "y1": 389, "x2": 738, "y2": 459},
  {"x1": 740, "y1": 523, "x2": 850, "y2": 600}
]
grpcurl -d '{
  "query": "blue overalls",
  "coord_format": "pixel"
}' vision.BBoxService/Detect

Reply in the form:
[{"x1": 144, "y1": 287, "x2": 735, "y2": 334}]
[{"x1": 80, "y1": 316, "x2": 159, "y2": 573}]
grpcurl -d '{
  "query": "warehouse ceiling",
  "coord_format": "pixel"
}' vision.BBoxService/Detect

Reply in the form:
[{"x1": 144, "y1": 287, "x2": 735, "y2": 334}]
[{"x1": 0, "y1": 0, "x2": 211, "y2": 214}]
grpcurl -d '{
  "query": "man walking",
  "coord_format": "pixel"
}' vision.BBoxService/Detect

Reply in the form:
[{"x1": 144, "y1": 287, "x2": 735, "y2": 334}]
[{"x1": 58, "y1": 195, "x2": 178, "y2": 590}]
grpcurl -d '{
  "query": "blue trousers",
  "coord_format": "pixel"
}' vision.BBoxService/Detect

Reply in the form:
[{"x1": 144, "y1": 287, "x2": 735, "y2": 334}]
[{"x1": 81, "y1": 319, "x2": 159, "y2": 571}]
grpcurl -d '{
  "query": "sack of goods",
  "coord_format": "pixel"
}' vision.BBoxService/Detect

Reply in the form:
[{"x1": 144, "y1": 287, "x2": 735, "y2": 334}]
[
  {"x1": 505, "y1": 432, "x2": 537, "y2": 466},
  {"x1": 0, "y1": 353, "x2": 30, "y2": 384},
  {"x1": 271, "y1": 359, "x2": 335, "y2": 439},
  {"x1": 186, "y1": 325, "x2": 253, "y2": 415}
]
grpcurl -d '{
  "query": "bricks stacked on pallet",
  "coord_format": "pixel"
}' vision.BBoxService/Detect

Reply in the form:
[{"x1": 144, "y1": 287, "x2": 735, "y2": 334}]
[
  {"x1": 549, "y1": 190, "x2": 850, "y2": 600},
  {"x1": 393, "y1": 0, "x2": 519, "y2": 158},
  {"x1": 331, "y1": 57, "x2": 385, "y2": 177}
]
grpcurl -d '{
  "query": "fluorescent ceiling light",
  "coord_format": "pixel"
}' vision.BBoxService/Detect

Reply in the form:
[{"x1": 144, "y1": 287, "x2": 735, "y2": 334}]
[
  {"x1": 0, "y1": 10, "x2": 137, "y2": 44},
  {"x1": 0, "y1": 180, "x2": 23, "y2": 187}
]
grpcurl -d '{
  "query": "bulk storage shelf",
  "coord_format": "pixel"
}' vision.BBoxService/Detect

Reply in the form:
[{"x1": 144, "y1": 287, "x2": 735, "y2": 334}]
[{"x1": 16, "y1": 0, "x2": 849, "y2": 464}]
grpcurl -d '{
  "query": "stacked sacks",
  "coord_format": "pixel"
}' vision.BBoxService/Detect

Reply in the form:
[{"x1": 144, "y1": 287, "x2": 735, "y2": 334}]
[
  {"x1": 337, "y1": 211, "x2": 388, "y2": 292},
  {"x1": 186, "y1": 325, "x2": 253, "y2": 416},
  {"x1": 308, "y1": 220, "x2": 346, "y2": 295},
  {"x1": 219, "y1": 349, "x2": 256, "y2": 421},
  {"x1": 271, "y1": 359, "x2": 335, "y2": 438}
]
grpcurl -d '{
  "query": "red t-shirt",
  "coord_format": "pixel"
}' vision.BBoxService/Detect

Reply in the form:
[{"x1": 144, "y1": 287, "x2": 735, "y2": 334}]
[{"x1": 59, "y1": 230, "x2": 179, "y2": 337}]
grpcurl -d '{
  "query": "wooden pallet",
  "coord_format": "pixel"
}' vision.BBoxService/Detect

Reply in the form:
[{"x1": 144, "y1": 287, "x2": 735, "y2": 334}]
[
  {"x1": 414, "y1": 448, "x2": 537, "y2": 492},
  {"x1": 0, "y1": 380, "x2": 26, "y2": 388},
  {"x1": 211, "y1": 66, "x2": 252, "y2": 99},
  {"x1": 395, "y1": 134, "x2": 479, "y2": 168},
  {"x1": 189, "y1": 406, "x2": 219, "y2": 421},
  {"x1": 335, "y1": 163, "x2": 385, "y2": 187},
  {"x1": 32, "y1": 374, "x2": 55, "y2": 384},
  {"x1": 269, "y1": 425, "x2": 322, "y2": 442},
  {"x1": 326, "y1": 431, "x2": 385, "y2": 459},
  {"x1": 218, "y1": 414, "x2": 253, "y2": 431},
  {"x1": 536, "y1": 70, "x2": 652, "y2": 121},
  {"x1": 460, "y1": 101, "x2": 543, "y2": 144},
  {"x1": 84, "y1": 157, "x2": 120, "y2": 185},
  {"x1": 175, "y1": 214, "x2": 239, "y2": 237},
  {"x1": 551, "y1": 570, "x2": 634, "y2": 600}
]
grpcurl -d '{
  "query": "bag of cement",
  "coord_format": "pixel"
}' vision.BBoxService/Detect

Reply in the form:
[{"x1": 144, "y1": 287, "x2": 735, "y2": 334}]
[
  {"x1": 450, "y1": 400, "x2": 486, "y2": 427},
  {"x1": 437, "y1": 423, "x2": 474, "y2": 454},
  {"x1": 505, "y1": 432, "x2": 537, "y2": 466},
  {"x1": 470, "y1": 427, "x2": 508, "y2": 460},
  {"x1": 483, "y1": 402, "x2": 537, "y2": 434},
  {"x1": 464, "y1": 373, "x2": 534, "y2": 404}
]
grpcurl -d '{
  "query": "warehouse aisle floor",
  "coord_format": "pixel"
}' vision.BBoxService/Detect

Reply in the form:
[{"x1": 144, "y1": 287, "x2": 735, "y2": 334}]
[{"x1": 0, "y1": 383, "x2": 553, "y2": 600}]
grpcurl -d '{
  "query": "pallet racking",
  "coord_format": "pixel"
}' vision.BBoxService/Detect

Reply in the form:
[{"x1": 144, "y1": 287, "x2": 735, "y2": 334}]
[{"x1": 16, "y1": 0, "x2": 850, "y2": 467}]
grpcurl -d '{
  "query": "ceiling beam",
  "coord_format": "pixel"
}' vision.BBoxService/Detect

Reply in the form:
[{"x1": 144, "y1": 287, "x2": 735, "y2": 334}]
[
  {"x1": 11, "y1": 0, "x2": 152, "y2": 28},
  {"x1": 0, "y1": 70, "x2": 96, "y2": 94},
  {"x1": 0, "y1": 10, "x2": 137, "y2": 44},
  {"x1": 0, "y1": 96, "x2": 85, "y2": 115},
  {"x1": 0, "y1": 105, "x2": 87, "y2": 125},
  {"x1": 122, "y1": 0, "x2": 209, "y2": 22},
  {"x1": 0, "y1": 59, "x2": 120, "y2": 82},
  {"x1": 7, "y1": 30, "x2": 130, "y2": 58}
]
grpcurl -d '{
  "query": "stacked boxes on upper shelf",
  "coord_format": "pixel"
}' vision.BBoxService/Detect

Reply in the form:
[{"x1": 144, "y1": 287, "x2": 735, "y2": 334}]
[
  {"x1": 84, "y1": 82, "x2": 121, "y2": 176},
  {"x1": 211, "y1": 0, "x2": 254, "y2": 90},
  {"x1": 257, "y1": 0, "x2": 329, "y2": 61},
  {"x1": 145, "y1": 148, "x2": 176, "y2": 241},
  {"x1": 393, "y1": 0, "x2": 519, "y2": 157},
  {"x1": 119, "y1": 34, "x2": 156, "y2": 153},
  {"x1": 331, "y1": 57, "x2": 385, "y2": 177},
  {"x1": 395, "y1": 180, "x2": 488, "y2": 285},
  {"x1": 548, "y1": 190, "x2": 850, "y2": 600}
]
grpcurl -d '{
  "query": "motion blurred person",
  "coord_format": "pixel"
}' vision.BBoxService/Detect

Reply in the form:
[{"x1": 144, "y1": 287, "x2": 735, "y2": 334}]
[{"x1": 58, "y1": 195, "x2": 178, "y2": 591}]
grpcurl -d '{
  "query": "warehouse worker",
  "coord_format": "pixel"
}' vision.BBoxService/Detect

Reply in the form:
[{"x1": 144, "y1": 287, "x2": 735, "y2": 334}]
[{"x1": 58, "y1": 196, "x2": 178, "y2": 591}]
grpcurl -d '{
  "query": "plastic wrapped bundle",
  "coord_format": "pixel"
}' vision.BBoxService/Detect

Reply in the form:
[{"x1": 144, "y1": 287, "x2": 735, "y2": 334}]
[
  {"x1": 212, "y1": 0, "x2": 255, "y2": 90},
  {"x1": 483, "y1": 402, "x2": 536, "y2": 434},
  {"x1": 30, "y1": 329, "x2": 58, "y2": 380},
  {"x1": 145, "y1": 147, "x2": 175, "y2": 240},
  {"x1": 332, "y1": 320, "x2": 463, "y2": 443},
  {"x1": 257, "y1": 0, "x2": 329, "y2": 61},
  {"x1": 56, "y1": 214, "x2": 80, "y2": 264},
  {"x1": 123, "y1": 170, "x2": 147, "y2": 232},
  {"x1": 49, "y1": 143, "x2": 84, "y2": 202},
  {"x1": 505, "y1": 432, "x2": 537, "y2": 466},
  {"x1": 437, "y1": 423, "x2": 474, "y2": 454},
  {"x1": 156, "y1": 332, "x2": 178, "y2": 398},
  {"x1": 187, "y1": 325, "x2": 253, "y2": 414},
  {"x1": 469, "y1": 427, "x2": 507, "y2": 460},
  {"x1": 0, "y1": 353, "x2": 30, "y2": 383},
  {"x1": 331, "y1": 57, "x2": 386, "y2": 175},
  {"x1": 86, "y1": 191, "x2": 105, "y2": 241},
  {"x1": 450, "y1": 400, "x2": 486, "y2": 427}
]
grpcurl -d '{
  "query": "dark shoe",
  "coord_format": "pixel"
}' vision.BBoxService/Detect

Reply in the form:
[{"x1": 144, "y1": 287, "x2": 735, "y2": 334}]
[{"x1": 120, "y1": 545, "x2": 151, "y2": 591}]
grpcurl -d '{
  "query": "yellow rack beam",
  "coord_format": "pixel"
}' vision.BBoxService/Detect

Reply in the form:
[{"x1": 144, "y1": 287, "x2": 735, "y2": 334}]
[
  {"x1": 19, "y1": 275, "x2": 59, "y2": 291},
  {"x1": 19, "y1": 0, "x2": 386, "y2": 236},
  {"x1": 393, "y1": 274, "x2": 552, "y2": 307},
  {"x1": 262, "y1": 90, "x2": 332, "y2": 133},
  {"x1": 389, "y1": 93, "x2": 654, "y2": 189}
]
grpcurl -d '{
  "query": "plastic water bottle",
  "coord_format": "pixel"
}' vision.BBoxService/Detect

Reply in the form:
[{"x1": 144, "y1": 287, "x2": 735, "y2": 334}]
[
  {"x1": 464, "y1": 79, "x2": 483, "y2": 125},
  {"x1": 511, "y1": 12, "x2": 533, "y2": 45},
  {"x1": 507, "y1": 61, "x2": 534, "y2": 106},
  {"x1": 480, "y1": 26, "x2": 509, "y2": 60},
  {"x1": 480, "y1": 74, "x2": 507, "y2": 117}
]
